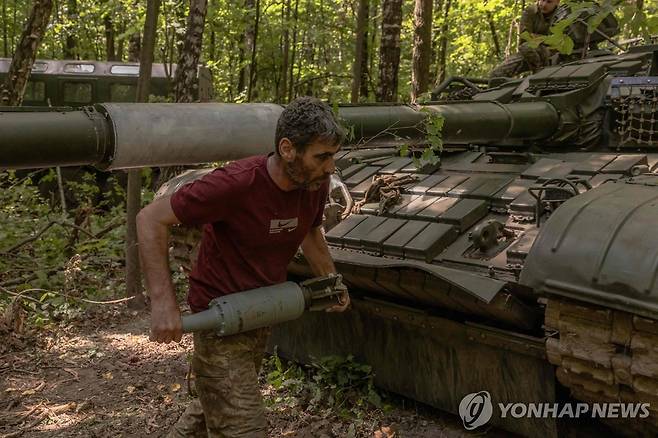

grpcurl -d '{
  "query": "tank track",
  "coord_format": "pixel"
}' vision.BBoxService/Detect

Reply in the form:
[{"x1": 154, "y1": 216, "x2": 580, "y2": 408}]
[{"x1": 545, "y1": 297, "x2": 658, "y2": 436}]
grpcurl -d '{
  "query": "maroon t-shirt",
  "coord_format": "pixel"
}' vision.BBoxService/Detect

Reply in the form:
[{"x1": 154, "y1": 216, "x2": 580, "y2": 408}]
[{"x1": 170, "y1": 155, "x2": 328, "y2": 312}]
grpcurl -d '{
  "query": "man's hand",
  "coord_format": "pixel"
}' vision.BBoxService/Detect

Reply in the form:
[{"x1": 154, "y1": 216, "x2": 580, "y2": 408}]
[
  {"x1": 150, "y1": 299, "x2": 183, "y2": 343},
  {"x1": 326, "y1": 284, "x2": 350, "y2": 313}
]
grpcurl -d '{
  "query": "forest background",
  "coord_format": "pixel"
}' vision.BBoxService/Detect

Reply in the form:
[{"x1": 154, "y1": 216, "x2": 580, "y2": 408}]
[{"x1": 2, "y1": 0, "x2": 657, "y2": 105}]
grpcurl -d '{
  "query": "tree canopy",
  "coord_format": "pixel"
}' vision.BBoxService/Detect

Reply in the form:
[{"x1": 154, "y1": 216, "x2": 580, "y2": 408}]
[{"x1": 1, "y1": 0, "x2": 657, "y2": 103}]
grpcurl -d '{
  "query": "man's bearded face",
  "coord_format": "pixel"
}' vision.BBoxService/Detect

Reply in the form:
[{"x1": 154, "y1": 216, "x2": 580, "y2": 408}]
[
  {"x1": 283, "y1": 140, "x2": 340, "y2": 191},
  {"x1": 538, "y1": 0, "x2": 559, "y2": 14},
  {"x1": 285, "y1": 155, "x2": 330, "y2": 190}
]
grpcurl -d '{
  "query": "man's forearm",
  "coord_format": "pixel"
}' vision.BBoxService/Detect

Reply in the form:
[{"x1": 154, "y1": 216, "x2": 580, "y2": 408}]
[
  {"x1": 136, "y1": 214, "x2": 176, "y2": 306},
  {"x1": 300, "y1": 227, "x2": 336, "y2": 277},
  {"x1": 137, "y1": 195, "x2": 184, "y2": 343}
]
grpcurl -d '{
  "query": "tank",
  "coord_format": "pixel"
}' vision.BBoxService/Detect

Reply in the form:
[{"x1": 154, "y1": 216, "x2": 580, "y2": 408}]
[{"x1": 3, "y1": 44, "x2": 658, "y2": 437}]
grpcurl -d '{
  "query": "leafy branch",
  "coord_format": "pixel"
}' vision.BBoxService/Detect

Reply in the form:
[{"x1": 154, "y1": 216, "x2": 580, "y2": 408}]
[
  {"x1": 400, "y1": 108, "x2": 444, "y2": 171},
  {"x1": 522, "y1": 0, "x2": 622, "y2": 55}
]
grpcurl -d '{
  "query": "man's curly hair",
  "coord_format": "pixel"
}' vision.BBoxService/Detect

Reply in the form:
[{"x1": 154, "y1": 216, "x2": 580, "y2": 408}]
[{"x1": 275, "y1": 96, "x2": 345, "y2": 155}]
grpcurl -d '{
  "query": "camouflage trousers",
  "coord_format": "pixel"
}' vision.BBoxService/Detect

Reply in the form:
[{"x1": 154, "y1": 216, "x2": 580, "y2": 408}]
[
  {"x1": 489, "y1": 43, "x2": 552, "y2": 78},
  {"x1": 168, "y1": 327, "x2": 271, "y2": 438}
]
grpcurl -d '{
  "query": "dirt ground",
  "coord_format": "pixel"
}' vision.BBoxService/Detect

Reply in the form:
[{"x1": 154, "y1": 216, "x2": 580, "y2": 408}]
[{"x1": 0, "y1": 304, "x2": 501, "y2": 438}]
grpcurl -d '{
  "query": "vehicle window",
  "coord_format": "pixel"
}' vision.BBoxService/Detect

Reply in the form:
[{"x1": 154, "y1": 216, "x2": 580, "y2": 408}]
[
  {"x1": 63, "y1": 82, "x2": 92, "y2": 103},
  {"x1": 110, "y1": 83, "x2": 137, "y2": 102},
  {"x1": 110, "y1": 65, "x2": 139, "y2": 75},
  {"x1": 24, "y1": 80, "x2": 45, "y2": 101},
  {"x1": 32, "y1": 62, "x2": 48, "y2": 73},
  {"x1": 64, "y1": 63, "x2": 95, "y2": 73}
]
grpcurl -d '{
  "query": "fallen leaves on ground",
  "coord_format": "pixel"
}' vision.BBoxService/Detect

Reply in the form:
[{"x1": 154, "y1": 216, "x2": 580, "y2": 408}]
[{"x1": 0, "y1": 303, "x2": 469, "y2": 437}]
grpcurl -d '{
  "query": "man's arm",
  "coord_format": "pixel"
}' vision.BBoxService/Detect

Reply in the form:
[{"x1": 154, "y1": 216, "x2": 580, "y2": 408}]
[
  {"x1": 136, "y1": 195, "x2": 183, "y2": 343},
  {"x1": 520, "y1": 5, "x2": 536, "y2": 35},
  {"x1": 300, "y1": 226, "x2": 350, "y2": 312}
]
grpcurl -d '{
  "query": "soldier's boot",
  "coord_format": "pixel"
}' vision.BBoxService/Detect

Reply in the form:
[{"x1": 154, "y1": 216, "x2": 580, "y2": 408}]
[{"x1": 167, "y1": 399, "x2": 207, "y2": 438}]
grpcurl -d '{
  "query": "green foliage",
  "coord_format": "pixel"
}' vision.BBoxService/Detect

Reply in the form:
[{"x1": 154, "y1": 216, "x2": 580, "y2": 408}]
[
  {"x1": 263, "y1": 351, "x2": 386, "y2": 418},
  {"x1": 0, "y1": 0, "x2": 655, "y2": 102},
  {"x1": 522, "y1": 0, "x2": 634, "y2": 55},
  {"x1": 442, "y1": 0, "x2": 520, "y2": 78},
  {"x1": 0, "y1": 169, "x2": 145, "y2": 326},
  {"x1": 410, "y1": 109, "x2": 443, "y2": 170}
]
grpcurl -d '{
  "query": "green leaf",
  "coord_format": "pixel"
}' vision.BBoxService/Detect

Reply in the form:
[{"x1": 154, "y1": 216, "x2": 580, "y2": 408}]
[{"x1": 520, "y1": 31, "x2": 546, "y2": 49}]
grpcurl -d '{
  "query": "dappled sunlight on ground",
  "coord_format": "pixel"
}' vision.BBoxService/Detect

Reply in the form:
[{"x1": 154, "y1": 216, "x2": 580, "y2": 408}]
[
  {"x1": 1, "y1": 304, "x2": 479, "y2": 437},
  {"x1": 1, "y1": 306, "x2": 193, "y2": 437}
]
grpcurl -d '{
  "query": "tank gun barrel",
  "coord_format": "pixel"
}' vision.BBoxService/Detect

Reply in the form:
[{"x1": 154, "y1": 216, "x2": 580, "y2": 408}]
[
  {"x1": 340, "y1": 101, "x2": 558, "y2": 144},
  {"x1": 0, "y1": 107, "x2": 111, "y2": 169},
  {"x1": 0, "y1": 101, "x2": 559, "y2": 170}
]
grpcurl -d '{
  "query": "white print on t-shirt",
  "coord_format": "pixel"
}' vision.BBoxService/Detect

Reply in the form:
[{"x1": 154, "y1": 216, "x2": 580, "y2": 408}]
[{"x1": 269, "y1": 218, "x2": 299, "y2": 234}]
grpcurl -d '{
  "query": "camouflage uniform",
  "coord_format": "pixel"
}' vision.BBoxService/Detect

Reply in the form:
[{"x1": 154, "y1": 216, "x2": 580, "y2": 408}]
[
  {"x1": 168, "y1": 327, "x2": 271, "y2": 438},
  {"x1": 490, "y1": 3, "x2": 557, "y2": 78}
]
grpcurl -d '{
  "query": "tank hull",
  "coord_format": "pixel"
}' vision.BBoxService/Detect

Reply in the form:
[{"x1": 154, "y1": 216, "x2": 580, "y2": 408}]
[
  {"x1": 269, "y1": 297, "x2": 558, "y2": 438},
  {"x1": 165, "y1": 144, "x2": 658, "y2": 436}
]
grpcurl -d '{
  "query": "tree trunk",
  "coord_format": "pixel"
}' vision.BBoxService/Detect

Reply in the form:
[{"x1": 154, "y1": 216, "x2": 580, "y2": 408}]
[
  {"x1": 359, "y1": 5, "x2": 369, "y2": 99},
  {"x1": 303, "y1": 0, "x2": 315, "y2": 97},
  {"x1": 104, "y1": 14, "x2": 116, "y2": 61},
  {"x1": 0, "y1": 0, "x2": 53, "y2": 106},
  {"x1": 296, "y1": 23, "x2": 306, "y2": 93},
  {"x1": 159, "y1": 0, "x2": 208, "y2": 196},
  {"x1": 376, "y1": 0, "x2": 402, "y2": 102},
  {"x1": 351, "y1": 0, "x2": 369, "y2": 103},
  {"x1": 368, "y1": 0, "x2": 378, "y2": 96},
  {"x1": 517, "y1": 0, "x2": 526, "y2": 48},
  {"x1": 287, "y1": 0, "x2": 299, "y2": 102},
  {"x1": 318, "y1": 0, "x2": 329, "y2": 72},
  {"x1": 174, "y1": 0, "x2": 187, "y2": 60},
  {"x1": 236, "y1": 32, "x2": 245, "y2": 94},
  {"x1": 247, "y1": 0, "x2": 260, "y2": 101},
  {"x1": 434, "y1": 0, "x2": 451, "y2": 86},
  {"x1": 116, "y1": 21, "x2": 125, "y2": 60},
  {"x1": 237, "y1": 0, "x2": 254, "y2": 96},
  {"x1": 411, "y1": 0, "x2": 432, "y2": 102},
  {"x1": 128, "y1": 33, "x2": 141, "y2": 62},
  {"x1": 505, "y1": 0, "x2": 518, "y2": 58},
  {"x1": 210, "y1": 29, "x2": 215, "y2": 61},
  {"x1": 227, "y1": 39, "x2": 236, "y2": 100},
  {"x1": 126, "y1": 0, "x2": 160, "y2": 310},
  {"x1": 11, "y1": 0, "x2": 15, "y2": 52},
  {"x1": 2, "y1": 0, "x2": 8, "y2": 57},
  {"x1": 63, "y1": 0, "x2": 77, "y2": 58},
  {"x1": 174, "y1": 0, "x2": 208, "y2": 103},
  {"x1": 279, "y1": 0, "x2": 290, "y2": 103},
  {"x1": 487, "y1": 11, "x2": 500, "y2": 59}
]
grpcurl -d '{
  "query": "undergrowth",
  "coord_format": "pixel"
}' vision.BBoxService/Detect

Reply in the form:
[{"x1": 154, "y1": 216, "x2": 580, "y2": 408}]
[
  {"x1": 0, "y1": 169, "x2": 163, "y2": 327},
  {"x1": 262, "y1": 350, "x2": 390, "y2": 423}
]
